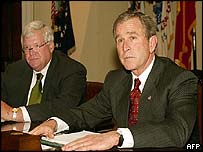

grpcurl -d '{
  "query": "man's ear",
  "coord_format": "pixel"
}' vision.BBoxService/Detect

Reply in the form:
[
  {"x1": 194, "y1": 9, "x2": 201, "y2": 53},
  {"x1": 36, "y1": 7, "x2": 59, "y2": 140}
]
[
  {"x1": 149, "y1": 35, "x2": 158, "y2": 53},
  {"x1": 49, "y1": 41, "x2": 55, "y2": 53}
]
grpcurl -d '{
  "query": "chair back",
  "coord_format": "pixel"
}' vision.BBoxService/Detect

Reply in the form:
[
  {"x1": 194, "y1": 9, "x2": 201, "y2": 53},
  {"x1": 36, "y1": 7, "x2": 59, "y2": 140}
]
[{"x1": 85, "y1": 81, "x2": 103, "y2": 101}]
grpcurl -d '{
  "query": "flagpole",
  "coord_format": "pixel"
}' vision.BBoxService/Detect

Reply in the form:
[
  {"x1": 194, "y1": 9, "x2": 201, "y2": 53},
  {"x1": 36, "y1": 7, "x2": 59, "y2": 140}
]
[{"x1": 192, "y1": 28, "x2": 197, "y2": 71}]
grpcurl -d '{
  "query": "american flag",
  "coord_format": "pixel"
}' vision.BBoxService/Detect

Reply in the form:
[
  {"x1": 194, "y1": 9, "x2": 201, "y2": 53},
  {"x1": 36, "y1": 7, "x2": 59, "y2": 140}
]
[
  {"x1": 153, "y1": 1, "x2": 176, "y2": 59},
  {"x1": 51, "y1": 1, "x2": 75, "y2": 55},
  {"x1": 51, "y1": 1, "x2": 57, "y2": 20}
]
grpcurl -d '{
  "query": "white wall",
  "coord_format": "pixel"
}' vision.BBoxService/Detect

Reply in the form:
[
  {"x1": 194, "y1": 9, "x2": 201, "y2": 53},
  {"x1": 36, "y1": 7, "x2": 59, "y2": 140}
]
[
  {"x1": 22, "y1": 1, "x2": 52, "y2": 28},
  {"x1": 70, "y1": 1, "x2": 127, "y2": 82},
  {"x1": 22, "y1": 1, "x2": 34, "y2": 30}
]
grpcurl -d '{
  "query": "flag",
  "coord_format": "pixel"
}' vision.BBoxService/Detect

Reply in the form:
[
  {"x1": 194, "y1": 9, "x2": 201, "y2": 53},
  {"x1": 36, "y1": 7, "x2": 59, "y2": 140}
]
[
  {"x1": 51, "y1": 1, "x2": 75, "y2": 55},
  {"x1": 129, "y1": 1, "x2": 145, "y2": 12},
  {"x1": 153, "y1": 1, "x2": 177, "y2": 59},
  {"x1": 51, "y1": 1, "x2": 57, "y2": 20},
  {"x1": 174, "y1": 1, "x2": 196, "y2": 70},
  {"x1": 153, "y1": 1, "x2": 163, "y2": 56}
]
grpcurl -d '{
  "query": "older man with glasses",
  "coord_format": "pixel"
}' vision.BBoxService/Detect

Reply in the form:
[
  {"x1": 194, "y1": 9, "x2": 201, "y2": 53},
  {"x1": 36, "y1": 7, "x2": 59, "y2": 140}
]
[{"x1": 1, "y1": 20, "x2": 87, "y2": 124}]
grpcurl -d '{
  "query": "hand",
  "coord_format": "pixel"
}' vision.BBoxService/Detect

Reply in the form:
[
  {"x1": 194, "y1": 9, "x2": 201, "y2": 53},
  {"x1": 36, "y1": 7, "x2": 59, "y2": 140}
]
[
  {"x1": 61, "y1": 131, "x2": 120, "y2": 151},
  {"x1": 1, "y1": 100, "x2": 12, "y2": 121},
  {"x1": 29, "y1": 119, "x2": 57, "y2": 139}
]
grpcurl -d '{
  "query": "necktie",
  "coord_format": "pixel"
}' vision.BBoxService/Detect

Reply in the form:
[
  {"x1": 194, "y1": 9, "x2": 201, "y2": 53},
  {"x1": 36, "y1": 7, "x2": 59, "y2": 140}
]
[
  {"x1": 28, "y1": 73, "x2": 43, "y2": 105},
  {"x1": 128, "y1": 78, "x2": 141, "y2": 126}
]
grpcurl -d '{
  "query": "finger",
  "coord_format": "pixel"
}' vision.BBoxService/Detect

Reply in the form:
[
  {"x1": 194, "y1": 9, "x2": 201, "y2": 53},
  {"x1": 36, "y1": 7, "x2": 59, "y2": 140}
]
[
  {"x1": 29, "y1": 126, "x2": 51, "y2": 136},
  {"x1": 62, "y1": 136, "x2": 94, "y2": 151},
  {"x1": 63, "y1": 141, "x2": 96, "y2": 151},
  {"x1": 62, "y1": 138, "x2": 88, "y2": 150},
  {"x1": 47, "y1": 130, "x2": 55, "y2": 139},
  {"x1": 62, "y1": 142, "x2": 88, "y2": 151},
  {"x1": 65, "y1": 135, "x2": 92, "y2": 147},
  {"x1": 29, "y1": 126, "x2": 40, "y2": 135}
]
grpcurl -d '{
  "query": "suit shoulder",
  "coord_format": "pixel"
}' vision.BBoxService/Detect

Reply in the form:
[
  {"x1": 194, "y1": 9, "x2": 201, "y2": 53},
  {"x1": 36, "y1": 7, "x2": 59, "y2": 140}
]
[
  {"x1": 157, "y1": 56, "x2": 185, "y2": 73},
  {"x1": 53, "y1": 51, "x2": 84, "y2": 68},
  {"x1": 155, "y1": 56, "x2": 198, "y2": 82},
  {"x1": 105, "y1": 68, "x2": 130, "y2": 82},
  {"x1": 2, "y1": 59, "x2": 32, "y2": 80},
  {"x1": 4, "y1": 59, "x2": 30, "y2": 73},
  {"x1": 51, "y1": 51, "x2": 87, "y2": 75}
]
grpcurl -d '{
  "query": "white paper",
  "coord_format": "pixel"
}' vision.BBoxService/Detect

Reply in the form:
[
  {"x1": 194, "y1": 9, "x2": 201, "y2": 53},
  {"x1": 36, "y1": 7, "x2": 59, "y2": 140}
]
[{"x1": 41, "y1": 130, "x2": 99, "y2": 150}]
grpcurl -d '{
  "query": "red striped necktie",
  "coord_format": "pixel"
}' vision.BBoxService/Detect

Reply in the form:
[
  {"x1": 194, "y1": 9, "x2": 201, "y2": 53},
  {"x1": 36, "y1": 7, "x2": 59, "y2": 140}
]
[{"x1": 128, "y1": 78, "x2": 141, "y2": 127}]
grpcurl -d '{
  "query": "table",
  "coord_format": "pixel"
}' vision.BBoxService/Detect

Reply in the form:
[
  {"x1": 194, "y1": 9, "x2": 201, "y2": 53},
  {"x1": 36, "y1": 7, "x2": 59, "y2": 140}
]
[
  {"x1": 1, "y1": 121, "x2": 192, "y2": 151},
  {"x1": 1, "y1": 130, "x2": 42, "y2": 151},
  {"x1": 1, "y1": 121, "x2": 42, "y2": 150}
]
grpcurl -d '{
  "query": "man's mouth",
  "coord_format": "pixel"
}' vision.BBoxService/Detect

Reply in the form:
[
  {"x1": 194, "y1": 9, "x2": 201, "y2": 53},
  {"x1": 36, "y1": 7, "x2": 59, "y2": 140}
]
[{"x1": 124, "y1": 56, "x2": 135, "y2": 59}]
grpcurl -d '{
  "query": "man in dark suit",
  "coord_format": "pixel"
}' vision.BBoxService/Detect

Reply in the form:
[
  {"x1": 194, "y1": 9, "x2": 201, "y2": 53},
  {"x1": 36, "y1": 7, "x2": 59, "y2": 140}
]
[
  {"x1": 1, "y1": 20, "x2": 87, "y2": 122},
  {"x1": 30, "y1": 11, "x2": 198, "y2": 150}
]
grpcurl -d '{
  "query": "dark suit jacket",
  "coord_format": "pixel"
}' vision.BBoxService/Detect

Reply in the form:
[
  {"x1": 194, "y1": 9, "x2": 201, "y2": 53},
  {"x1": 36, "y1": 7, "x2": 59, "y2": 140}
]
[
  {"x1": 1, "y1": 51, "x2": 87, "y2": 121},
  {"x1": 54, "y1": 55, "x2": 198, "y2": 148}
]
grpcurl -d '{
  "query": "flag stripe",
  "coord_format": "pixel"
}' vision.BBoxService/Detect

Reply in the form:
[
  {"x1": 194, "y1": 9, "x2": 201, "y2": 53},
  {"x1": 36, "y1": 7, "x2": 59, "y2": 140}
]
[
  {"x1": 51, "y1": 1, "x2": 57, "y2": 20},
  {"x1": 174, "y1": 1, "x2": 196, "y2": 69}
]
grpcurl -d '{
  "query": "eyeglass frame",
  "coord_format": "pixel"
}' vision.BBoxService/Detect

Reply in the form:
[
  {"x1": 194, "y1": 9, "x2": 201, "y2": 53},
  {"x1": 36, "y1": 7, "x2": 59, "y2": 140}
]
[{"x1": 22, "y1": 41, "x2": 49, "y2": 54}]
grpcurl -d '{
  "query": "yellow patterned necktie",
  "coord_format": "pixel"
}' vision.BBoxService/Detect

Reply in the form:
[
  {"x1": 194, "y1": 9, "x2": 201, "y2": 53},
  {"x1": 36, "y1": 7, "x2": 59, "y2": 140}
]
[{"x1": 28, "y1": 73, "x2": 43, "y2": 105}]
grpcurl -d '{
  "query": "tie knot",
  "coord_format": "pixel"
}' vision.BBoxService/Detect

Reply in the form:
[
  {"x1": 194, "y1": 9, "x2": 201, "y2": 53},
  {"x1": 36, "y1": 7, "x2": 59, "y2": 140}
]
[
  {"x1": 134, "y1": 78, "x2": 141, "y2": 89},
  {"x1": 36, "y1": 73, "x2": 43, "y2": 80}
]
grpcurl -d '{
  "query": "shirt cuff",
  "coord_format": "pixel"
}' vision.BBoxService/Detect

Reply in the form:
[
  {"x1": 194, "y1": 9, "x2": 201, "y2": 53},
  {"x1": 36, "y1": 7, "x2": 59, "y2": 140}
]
[
  {"x1": 49, "y1": 117, "x2": 69, "y2": 133},
  {"x1": 19, "y1": 106, "x2": 31, "y2": 122},
  {"x1": 117, "y1": 128, "x2": 134, "y2": 148}
]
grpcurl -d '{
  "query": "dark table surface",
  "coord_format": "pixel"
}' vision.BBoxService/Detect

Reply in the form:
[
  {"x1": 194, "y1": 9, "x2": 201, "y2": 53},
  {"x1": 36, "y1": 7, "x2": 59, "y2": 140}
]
[{"x1": 1, "y1": 121, "x2": 201, "y2": 151}]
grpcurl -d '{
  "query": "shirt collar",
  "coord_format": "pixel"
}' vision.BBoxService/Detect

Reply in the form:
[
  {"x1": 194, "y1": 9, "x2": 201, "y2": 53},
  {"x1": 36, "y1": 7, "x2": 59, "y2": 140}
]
[
  {"x1": 33, "y1": 59, "x2": 51, "y2": 76},
  {"x1": 131, "y1": 55, "x2": 155, "y2": 92}
]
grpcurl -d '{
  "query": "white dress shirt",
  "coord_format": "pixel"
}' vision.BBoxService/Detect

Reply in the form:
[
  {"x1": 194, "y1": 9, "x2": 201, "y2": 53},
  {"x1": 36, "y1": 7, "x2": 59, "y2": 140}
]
[{"x1": 19, "y1": 60, "x2": 51, "y2": 122}]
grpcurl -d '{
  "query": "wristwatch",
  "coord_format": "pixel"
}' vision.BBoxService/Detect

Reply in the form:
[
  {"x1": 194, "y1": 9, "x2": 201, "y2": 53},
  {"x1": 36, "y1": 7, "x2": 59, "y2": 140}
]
[
  {"x1": 12, "y1": 108, "x2": 19, "y2": 121},
  {"x1": 117, "y1": 130, "x2": 124, "y2": 147}
]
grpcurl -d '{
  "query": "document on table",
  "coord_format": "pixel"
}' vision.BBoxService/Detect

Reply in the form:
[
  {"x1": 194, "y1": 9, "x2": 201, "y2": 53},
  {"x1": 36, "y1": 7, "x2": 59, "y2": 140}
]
[{"x1": 41, "y1": 130, "x2": 99, "y2": 150}]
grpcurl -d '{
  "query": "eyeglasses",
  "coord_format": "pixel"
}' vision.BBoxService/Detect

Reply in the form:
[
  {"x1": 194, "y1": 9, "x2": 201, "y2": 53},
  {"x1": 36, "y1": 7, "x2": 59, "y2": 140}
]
[{"x1": 22, "y1": 41, "x2": 48, "y2": 53}]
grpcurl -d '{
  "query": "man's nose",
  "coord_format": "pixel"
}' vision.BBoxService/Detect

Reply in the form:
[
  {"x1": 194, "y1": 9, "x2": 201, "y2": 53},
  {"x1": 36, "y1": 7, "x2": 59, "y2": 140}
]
[{"x1": 123, "y1": 40, "x2": 130, "y2": 52}]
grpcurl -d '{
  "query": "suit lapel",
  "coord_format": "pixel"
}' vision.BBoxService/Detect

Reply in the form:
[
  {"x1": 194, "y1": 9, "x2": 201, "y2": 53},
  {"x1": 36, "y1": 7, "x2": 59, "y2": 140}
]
[
  {"x1": 21, "y1": 68, "x2": 33, "y2": 105},
  {"x1": 114, "y1": 73, "x2": 132, "y2": 127},
  {"x1": 138, "y1": 56, "x2": 162, "y2": 122},
  {"x1": 41, "y1": 53, "x2": 57, "y2": 102}
]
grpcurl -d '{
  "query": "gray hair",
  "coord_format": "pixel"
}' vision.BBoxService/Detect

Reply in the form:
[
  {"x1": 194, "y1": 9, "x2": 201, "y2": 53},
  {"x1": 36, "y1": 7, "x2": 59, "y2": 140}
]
[
  {"x1": 113, "y1": 10, "x2": 157, "y2": 40},
  {"x1": 21, "y1": 20, "x2": 54, "y2": 46}
]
